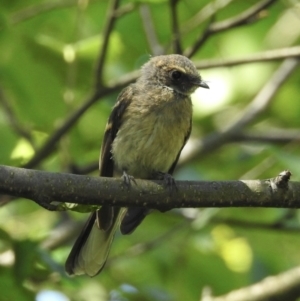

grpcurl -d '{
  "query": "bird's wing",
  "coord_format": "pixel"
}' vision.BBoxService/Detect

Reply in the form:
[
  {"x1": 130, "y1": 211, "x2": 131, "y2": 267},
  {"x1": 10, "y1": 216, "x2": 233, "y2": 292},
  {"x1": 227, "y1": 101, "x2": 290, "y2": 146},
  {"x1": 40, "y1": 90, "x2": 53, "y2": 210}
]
[
  {"x1": 167, "y1": 118, "x2": 192, "y2": 175},
  {"x1": 100, "y1": 86, "x2": 134, "y2": 177},
  {"x1": 97, "y1": 86, "x2": 133, "y2": 230},
  {"x1": 65, "y1": 86, "x2": 133, "y2": 276}
]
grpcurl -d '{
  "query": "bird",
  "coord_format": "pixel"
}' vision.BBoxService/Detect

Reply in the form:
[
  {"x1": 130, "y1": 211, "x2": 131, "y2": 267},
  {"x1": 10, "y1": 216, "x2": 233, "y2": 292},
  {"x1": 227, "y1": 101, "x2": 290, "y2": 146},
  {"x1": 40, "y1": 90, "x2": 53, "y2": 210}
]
[{"x1": 65, "y1": 54, "x2": 209, "y2": 277}]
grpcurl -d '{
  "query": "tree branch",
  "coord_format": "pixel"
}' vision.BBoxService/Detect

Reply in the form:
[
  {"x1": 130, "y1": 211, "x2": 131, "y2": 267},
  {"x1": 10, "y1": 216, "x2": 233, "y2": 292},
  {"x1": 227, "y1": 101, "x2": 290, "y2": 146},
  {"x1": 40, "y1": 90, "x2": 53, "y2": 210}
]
[
  {"x1": 139, "y1": 4, "x2": 164, "y2": 56},
  {"x1": 202, "y1": 265, "x2": 300, "y2": 301},
  {"x1": 230, "y1": 129, "x2": 300, "y2": 144},
  {"x1": 185, "y1": 0, "x2": 278, "y2": 58},
  {"x1": 9, "y1": 0, "x2": 82, "y2": 25},
  {"x1": 0, "y1": 87, "x2": 33, "y2": 145},
  {"x1": 169, "y1": 0, "x2": 182, "y2": 54},
  {"x1": 226, "y1": 58, "x2": 298, "y2": 130},
  {"x1": 0, "y1": 165, "x2": 298, "y2": 211},
  {"x1": 195, "y1": 46, "x2": 300, "y2": 69},
  {"x1": 94, "y1": 0, "x2": 121, "y2": 87},
  {"x1": 182, "y1": 0, "x2": 233, "y2": 34},
  {"x1": 106, "y1": 221, "x2": 187, "y2": 268},
  {"x1": 211, "y1": 217, "x2": 300, "y2": 234}
]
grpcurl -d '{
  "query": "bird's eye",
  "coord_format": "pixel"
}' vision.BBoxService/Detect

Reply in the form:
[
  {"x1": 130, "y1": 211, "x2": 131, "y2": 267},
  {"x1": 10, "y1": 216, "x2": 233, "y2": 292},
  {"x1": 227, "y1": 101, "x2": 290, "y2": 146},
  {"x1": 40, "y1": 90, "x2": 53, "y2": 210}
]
[{"x1": 170, "y1": 70, "x2": 182, "y2": 80}]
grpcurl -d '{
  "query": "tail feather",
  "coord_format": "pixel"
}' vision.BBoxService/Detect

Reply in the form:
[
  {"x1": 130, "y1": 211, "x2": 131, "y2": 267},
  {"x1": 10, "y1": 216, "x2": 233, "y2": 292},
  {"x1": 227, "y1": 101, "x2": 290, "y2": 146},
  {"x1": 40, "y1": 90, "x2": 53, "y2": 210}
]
[
  {"x1": 65, "y1": 207, "x2": 123, "y2": 277},
  {"x1": 120, "y1": 207, "x2": 150, "y2": 235}
]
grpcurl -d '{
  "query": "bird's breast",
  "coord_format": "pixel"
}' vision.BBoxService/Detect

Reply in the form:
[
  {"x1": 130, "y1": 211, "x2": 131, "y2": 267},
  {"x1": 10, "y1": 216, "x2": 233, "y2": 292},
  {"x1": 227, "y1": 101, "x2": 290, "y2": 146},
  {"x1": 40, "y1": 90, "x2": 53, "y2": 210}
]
[{"x1": 112, "y1": 96, "x2": 192, "y2": 179}]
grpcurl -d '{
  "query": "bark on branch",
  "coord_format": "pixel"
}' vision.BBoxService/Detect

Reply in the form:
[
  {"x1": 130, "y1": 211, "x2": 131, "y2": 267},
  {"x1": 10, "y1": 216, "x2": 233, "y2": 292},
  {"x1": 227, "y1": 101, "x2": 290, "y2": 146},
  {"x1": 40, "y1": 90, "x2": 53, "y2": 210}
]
[{"x1": 0, "y1": 165, "x2": 298, "y2": 211}]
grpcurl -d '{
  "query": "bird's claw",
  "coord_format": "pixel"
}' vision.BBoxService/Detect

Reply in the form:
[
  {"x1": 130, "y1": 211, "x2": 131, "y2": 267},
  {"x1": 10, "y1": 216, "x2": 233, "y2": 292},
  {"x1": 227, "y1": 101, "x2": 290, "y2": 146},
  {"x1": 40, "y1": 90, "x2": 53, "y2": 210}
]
[
  {"x1": 122, "y1": 170, "x2": 137, "y2": 188},
  {"x1": 157, "y1": 172, "x2": 178, "y2": 193}
]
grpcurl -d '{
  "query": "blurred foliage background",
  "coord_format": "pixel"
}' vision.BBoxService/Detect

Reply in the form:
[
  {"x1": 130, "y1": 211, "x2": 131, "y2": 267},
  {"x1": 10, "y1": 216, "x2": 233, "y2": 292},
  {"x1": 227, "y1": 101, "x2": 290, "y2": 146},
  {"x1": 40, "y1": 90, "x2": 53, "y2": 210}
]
[{"x1": 0, "y1": 0, "x2": 300, "y2": 300}]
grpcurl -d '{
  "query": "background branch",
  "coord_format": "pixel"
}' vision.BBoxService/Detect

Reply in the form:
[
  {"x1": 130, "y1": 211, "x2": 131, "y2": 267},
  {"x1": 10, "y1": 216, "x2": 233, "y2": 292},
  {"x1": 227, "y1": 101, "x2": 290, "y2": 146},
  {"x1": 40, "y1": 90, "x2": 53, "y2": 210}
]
[
  {"x1": 195, "y1": 46, "x2": 300, "y2": 69},
  {"x1": 230, "y1": 129, "x2": 300, "y2": 144},
  {"x1": 182, "y1": 0, "x2": 233, "y2": 34},
  {"x1": 185, "y1": 0, "x2": 278, "y2": 57},
  {"x1": 9, "y1": 0, "x2": 83, "y2": 24},
  {"x1": 169, "y1": 0, "x2": 182, "y2": 54},
  {"x1": 202, "y1": 266, "x2": 300, "y2": 301},
  {"x1": 94, "y1": 0, "x2": 121, "y2": 87},
  {"x1": 139, "y1": 4, "x2": 164, "y2": 56},
  {"x1": 210, "y1": 217, "x2": 300, "y2": 233},
  {"x1": 0, "y1": 88, "x2": 33, "y2": 145},
  {"x1": 226, "y1": 58, "x2": 298, "y2": 130}
]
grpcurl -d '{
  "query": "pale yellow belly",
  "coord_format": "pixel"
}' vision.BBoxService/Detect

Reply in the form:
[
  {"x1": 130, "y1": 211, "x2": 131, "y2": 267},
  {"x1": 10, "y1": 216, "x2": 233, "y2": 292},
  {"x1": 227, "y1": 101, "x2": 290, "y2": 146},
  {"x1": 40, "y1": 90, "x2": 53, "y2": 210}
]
[{"x1": 112, "y1": 110, "x2": 189, "y2": 179}]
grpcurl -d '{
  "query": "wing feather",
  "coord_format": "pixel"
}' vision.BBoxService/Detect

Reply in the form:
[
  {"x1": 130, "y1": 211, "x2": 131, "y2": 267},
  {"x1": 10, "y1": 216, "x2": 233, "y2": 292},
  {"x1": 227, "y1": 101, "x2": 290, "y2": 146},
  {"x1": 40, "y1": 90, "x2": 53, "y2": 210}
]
[
  {"x1": 100, "y1": 86, "x2": 133, "y2": 177},
  {"x1": 168, "y1": 118, "x2": 192, "y2": 175}
]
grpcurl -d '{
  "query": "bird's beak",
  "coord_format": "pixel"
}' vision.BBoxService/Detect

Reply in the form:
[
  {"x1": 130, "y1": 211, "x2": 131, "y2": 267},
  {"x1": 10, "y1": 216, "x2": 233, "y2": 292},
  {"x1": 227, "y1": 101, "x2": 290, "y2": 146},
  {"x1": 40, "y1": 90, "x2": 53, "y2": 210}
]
[{"x1": 198, "y1": 80, "x2": 209, "y2": 89}]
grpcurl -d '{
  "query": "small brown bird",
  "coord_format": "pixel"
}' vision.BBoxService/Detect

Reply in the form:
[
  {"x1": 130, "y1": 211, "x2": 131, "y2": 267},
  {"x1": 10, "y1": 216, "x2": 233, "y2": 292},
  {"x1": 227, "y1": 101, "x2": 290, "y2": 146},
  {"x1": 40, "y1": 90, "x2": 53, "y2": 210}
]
[{"x1": 65, "y1": 54, "x2": 209, "y2": 276}]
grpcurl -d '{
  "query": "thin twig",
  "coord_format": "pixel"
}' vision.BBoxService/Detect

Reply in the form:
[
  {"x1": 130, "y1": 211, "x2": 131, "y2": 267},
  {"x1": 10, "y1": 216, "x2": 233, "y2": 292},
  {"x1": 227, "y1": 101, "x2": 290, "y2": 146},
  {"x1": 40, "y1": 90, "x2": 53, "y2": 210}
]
[
  {"x1": 203, "y1": 266, "x2": 300, "y2": 301},
  {"x1": 0, "y1": 88, "x2": 33, "y2": 144},
  {"x1": 211, "y1": 217, "x2": 300, "y2": 233},
  {"x1": 114, "y1": 2, "x2": 136, "y2": 18},
  {"x1": 195, "y1": 46, "x2": 300, "y2": 69},
  {"x1": 139, "y1": 4, "x2": 164, "y2": 55},
  {"x1": 184, "y1": 0, "x2": 278, "y2": 58},
  {"x1": 94, "y1": 0, "x2": 121, "y2": 87},
  {"x1": 240, "y1": 132, "x2": 300, "y2": 180},
  {"x1": 10, "y1": 0, "x2": 81, "y2": 24},
  {"x1": 230, "y1": 129, "x2": 300, "y2": 144},
  {"x1": 169, "y1": 0, "x2": 182, "y2": 54},
  {"x1": 41, "y1": 213, "x2": 84, "y2": 250},
  {"x1": 106, "y1": 221, "x2": 188, "y2": 268},
  {"x1": 228, "y1": 59, "x2": 299, "y2": 130},
  {"x1": 182, "y1": 0, "x2": 233, "y2": 34}
]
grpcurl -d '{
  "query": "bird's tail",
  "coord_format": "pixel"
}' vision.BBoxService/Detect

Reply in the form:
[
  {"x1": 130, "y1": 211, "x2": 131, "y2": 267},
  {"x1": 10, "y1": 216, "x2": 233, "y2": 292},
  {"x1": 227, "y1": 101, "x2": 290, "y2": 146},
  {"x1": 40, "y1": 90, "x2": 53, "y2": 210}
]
[{"x1": 65, "y1": 207, "x2": 123, "y2": 277}]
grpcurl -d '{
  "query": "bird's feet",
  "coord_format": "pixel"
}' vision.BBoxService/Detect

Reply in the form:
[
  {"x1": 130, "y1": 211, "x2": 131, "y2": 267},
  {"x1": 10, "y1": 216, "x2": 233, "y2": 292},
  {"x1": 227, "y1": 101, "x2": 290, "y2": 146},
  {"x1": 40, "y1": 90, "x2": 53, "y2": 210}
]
[
  {"x1": 156, "y1": 172, "x2": 177, "y2": 192},
  {"x1": 122, "y1": 170, "x2": 137, "y2": 188}
]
